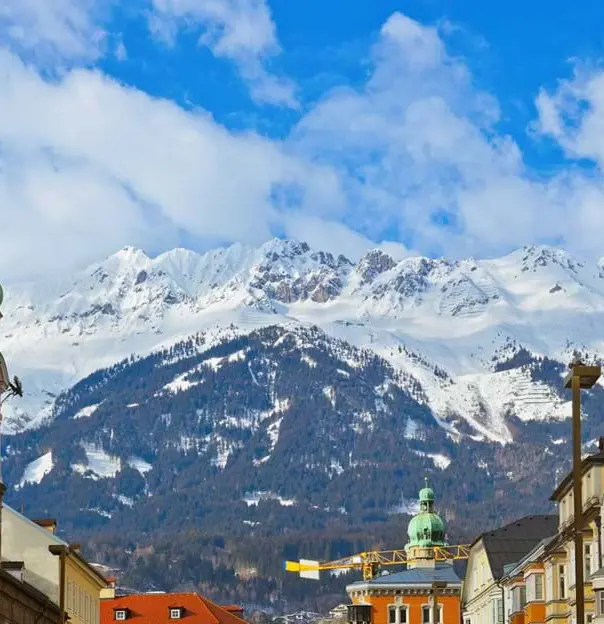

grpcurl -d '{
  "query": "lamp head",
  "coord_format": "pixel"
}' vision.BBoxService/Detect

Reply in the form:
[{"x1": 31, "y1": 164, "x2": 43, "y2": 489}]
[{"x1": 563, "y1": 363, "x2": 602, "y2": 389}]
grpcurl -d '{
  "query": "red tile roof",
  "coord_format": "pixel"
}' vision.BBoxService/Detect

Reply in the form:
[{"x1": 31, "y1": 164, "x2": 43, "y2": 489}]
[{"x1": 101, "y1": 593, "x2": 246, "y2": 624}]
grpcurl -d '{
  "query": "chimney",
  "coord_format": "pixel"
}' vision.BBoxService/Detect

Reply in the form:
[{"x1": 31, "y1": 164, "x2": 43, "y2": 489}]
[
  {"x1": 101, "y1": 577, "x2": 117, "y2": 600},
  {"x1": 34, "y1": 518, "x2": 57, "y2": 534}
]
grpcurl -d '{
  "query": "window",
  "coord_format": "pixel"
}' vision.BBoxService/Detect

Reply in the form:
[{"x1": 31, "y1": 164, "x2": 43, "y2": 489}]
[
  {"x1": 535, "y1": 575, "x2": 544, "y2": 600},
  {"x1": 546, "y1": 564, "x2": 553, "y2": 599},
  {"x1": 511, "y1": 587, "x2": 521, "y2": 613},
  {"x1": 421, "y1": 606, "x2": 441, "y2": 624},
  {"x1": 599, "y1": 590, "x2": 604, "y2": 616},
  {"x1": 387, "y1": 607, "x2": 407, "y2": 624},
  {"x1": 115, "y1": 611, "x2": 127, "y2": 621},
  {"x1": 559, "y1": 564, "x2": 567, "y2": 599},
  {"x1": 520, "y1": 586, "x2": 527, "y2": 608},
  {"x1": 586, "y1": 543, "x2": 593, "y2": 577},
  {"x1": 170, "y1": 609, "x2": 183, "y2": 620},
  {"x1": 491, "y1": 599, "x2": 503, "y2": 623}
]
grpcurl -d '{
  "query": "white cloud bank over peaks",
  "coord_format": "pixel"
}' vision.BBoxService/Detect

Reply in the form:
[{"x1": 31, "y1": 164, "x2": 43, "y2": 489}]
[
  {"x1": 293, "y1": 13, "x2": 604, "y2": 261},
  {"x1": 2, "y1": 11, "x2": 604, "y2": 278},
  {"x1": 0, "y1": 49, "x2": 343, "y2": 279},
  {"x1": 149, "y1": 0, "x2": 297, "y2": 107}
]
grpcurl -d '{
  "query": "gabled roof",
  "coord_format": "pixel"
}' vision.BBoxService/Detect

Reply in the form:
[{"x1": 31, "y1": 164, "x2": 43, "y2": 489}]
[
  {"x1": 101, "y1": 593, "x2": 246, "y2": 624},
  {"x1": 475, "y1": 515, "x2": 558, "y2": 581}
]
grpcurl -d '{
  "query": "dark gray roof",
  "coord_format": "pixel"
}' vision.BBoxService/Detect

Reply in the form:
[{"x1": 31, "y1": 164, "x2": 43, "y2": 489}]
[
  {"x1": 500, "y1": 536, "x2": 555, "y2": 581},
  {"x1": 479, "y1": 515, "x2": 558, "y2": 580},
  {"x1": 362, "y1": 564, "x2": 461, "y2": 586}
]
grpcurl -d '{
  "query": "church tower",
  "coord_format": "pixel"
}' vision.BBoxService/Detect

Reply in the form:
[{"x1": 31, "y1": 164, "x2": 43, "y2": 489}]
[{"x1": 405, "y1": 478, "x2": 447, "y2": 568}]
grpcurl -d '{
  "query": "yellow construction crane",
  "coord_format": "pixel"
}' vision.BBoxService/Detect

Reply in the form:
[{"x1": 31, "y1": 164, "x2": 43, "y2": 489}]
[{"x1": 284, "y1": 545, "x2": 470, "y2": 581}]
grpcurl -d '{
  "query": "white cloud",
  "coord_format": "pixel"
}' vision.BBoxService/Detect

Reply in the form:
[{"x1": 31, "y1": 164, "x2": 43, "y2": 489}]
[
  {"x1": 0, "y1": 0, "x2": 112, "y2": 63},
  {"x1": 282, "y1": 213, "x2": 412, "y2": 262},
  {"x1": 149, "y1": 0, "x2": 297, "y2": 107},
  {"x1": 291, "y1": 12, "x2": 604, "y2": 261},
  {"x1": 0, "y1": 50, "x2": 338, "y2": 278},
  {"x1": 1, "y1": 10, "x2": 604, "y2": 279}
]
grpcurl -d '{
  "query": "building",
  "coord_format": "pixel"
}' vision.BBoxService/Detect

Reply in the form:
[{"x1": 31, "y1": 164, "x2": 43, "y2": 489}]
[
  {"x1": 466, "y1": 444, "x2": 604, "y2": 624},
  {"x1": 0, "y1": 564, "x2": 63, "y2": 624},
  {"x1": 346, "y1": 482, "x2": 462, "y2": 624},
  {"x1": 100, "y1": 593, "x2": 247, "y2": 624},
  {"x1": 499, "y1": 537, "x2": 554, "y2": 624},
  {"x1": 540, "y1": 447, "x2": 604, "y2": 624},
  {"x1": 591, "y1": 568, "x2": 604, "y2": 624},
  {"x1": 2, "y1": 504, "x2": 108, "y2": 624},
  {"x1": 461, "y1": 515, "x2": 558, "y2": 624}
]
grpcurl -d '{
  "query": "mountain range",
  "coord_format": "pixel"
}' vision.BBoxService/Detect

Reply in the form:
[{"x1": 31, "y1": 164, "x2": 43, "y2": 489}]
[{"x1": 2, "y1": 238, "x2": 604, "y2": 610}]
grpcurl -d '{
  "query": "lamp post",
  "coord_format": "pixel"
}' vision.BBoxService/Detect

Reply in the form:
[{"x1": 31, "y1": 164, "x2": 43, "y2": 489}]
[
  {"x1": 563, "y1": 360, "x2": 601, "y2": 624},
  {"x1": 431, "y1": 581, "x2": 447, "y2": 624}
]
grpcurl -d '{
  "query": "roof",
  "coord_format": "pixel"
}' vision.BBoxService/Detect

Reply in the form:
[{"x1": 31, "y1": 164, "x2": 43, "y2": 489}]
[
  {"x1": 0, "y1": 566, "x2": 61, "y2": 616},
  {"x1": 349, "y1": 564, "x2": 461, "y2": 589},
  {"x1": 3, "y1": 504, "x2": 69, "y2": 547},
  {"x1": 500, "y1": 536, "x2": 555, "y2": 582},
  {"x1": 476, "y1": 515, "x2": 558, "y2": 581},
  {"x1": 550, "y1": 450, "x2": 604, "y2": 501},
  {"x1": 3, "y1": 504, "x2": 107, "y2": 587},
  {"x1": 101, "y1": 593, "x2": 246, "y2": 624}
]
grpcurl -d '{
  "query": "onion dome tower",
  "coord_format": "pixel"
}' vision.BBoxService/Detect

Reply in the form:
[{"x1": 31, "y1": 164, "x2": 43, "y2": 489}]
[{"x1": 404, "y1": 478, "x2": 447, "y2": 568}]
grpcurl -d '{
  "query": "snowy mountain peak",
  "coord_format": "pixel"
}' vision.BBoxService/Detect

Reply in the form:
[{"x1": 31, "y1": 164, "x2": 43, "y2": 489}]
[
  {"x1": 355, "y1": 250, "x2": 397, "y2": 284},
  {"x1": 518, "y1": 245, "x2": 582, "y2": 274},
  {"x1": 4, "y1": 238, "x2": 604, "y2": 438}
]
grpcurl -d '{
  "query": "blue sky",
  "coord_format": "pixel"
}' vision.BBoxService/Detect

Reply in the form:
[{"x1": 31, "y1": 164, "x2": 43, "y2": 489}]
[{"x1": 1, "y1": 0, "x2": 604, "y2": 278}]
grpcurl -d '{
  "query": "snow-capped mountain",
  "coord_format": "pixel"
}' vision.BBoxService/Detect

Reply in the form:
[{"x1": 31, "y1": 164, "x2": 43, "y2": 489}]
[{"x1": 3, "y1": 239, "x2": 604, "y2": 441}]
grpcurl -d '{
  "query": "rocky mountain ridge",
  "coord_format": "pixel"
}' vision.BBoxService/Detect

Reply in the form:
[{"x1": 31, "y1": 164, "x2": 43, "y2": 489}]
[{"x1": 3, "y1": 239, "x2": 604, "y2": 442}]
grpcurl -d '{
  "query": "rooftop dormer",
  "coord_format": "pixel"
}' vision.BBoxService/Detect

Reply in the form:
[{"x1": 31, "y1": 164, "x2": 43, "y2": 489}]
[{"x1": 114, "y1": 608, "x2": 130, "y2": 621}]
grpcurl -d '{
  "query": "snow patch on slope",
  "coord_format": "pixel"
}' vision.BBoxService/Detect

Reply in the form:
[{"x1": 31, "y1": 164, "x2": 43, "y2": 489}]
[
  {"x1": 72, "y1": 444, "x2": 121, "y2": 479},
  {"x1": 17, "y1": 451, "x2": 53, "y2": 488},
  {"x1": 73, "y1": 404, "x2": 100, "y2": 419},
  {"x1": 242, "y1": 491, "x2": 296, "y2": 507}
]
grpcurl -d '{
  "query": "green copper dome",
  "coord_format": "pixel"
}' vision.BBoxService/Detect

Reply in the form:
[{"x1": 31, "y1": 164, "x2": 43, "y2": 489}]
[{"x1": 405, "y1": 479, "x2": 446, "y2": 549}]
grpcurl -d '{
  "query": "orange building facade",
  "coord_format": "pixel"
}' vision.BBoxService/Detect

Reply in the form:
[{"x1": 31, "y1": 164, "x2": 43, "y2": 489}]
[
  {"x1": 346, "y1": 483, "x2": 462, "y2": 624},
  {"x1": 347, "y1": 568, "x2": 462, "y2": 624}
]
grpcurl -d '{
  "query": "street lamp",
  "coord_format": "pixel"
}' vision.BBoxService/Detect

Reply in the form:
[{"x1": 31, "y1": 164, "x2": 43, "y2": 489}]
[
  {"x1": 563, "y1": 360, "x2": 601, "y2": 624},
  {"x1": 431, "y1": 581, "x2": 447, "y2": 624}
]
